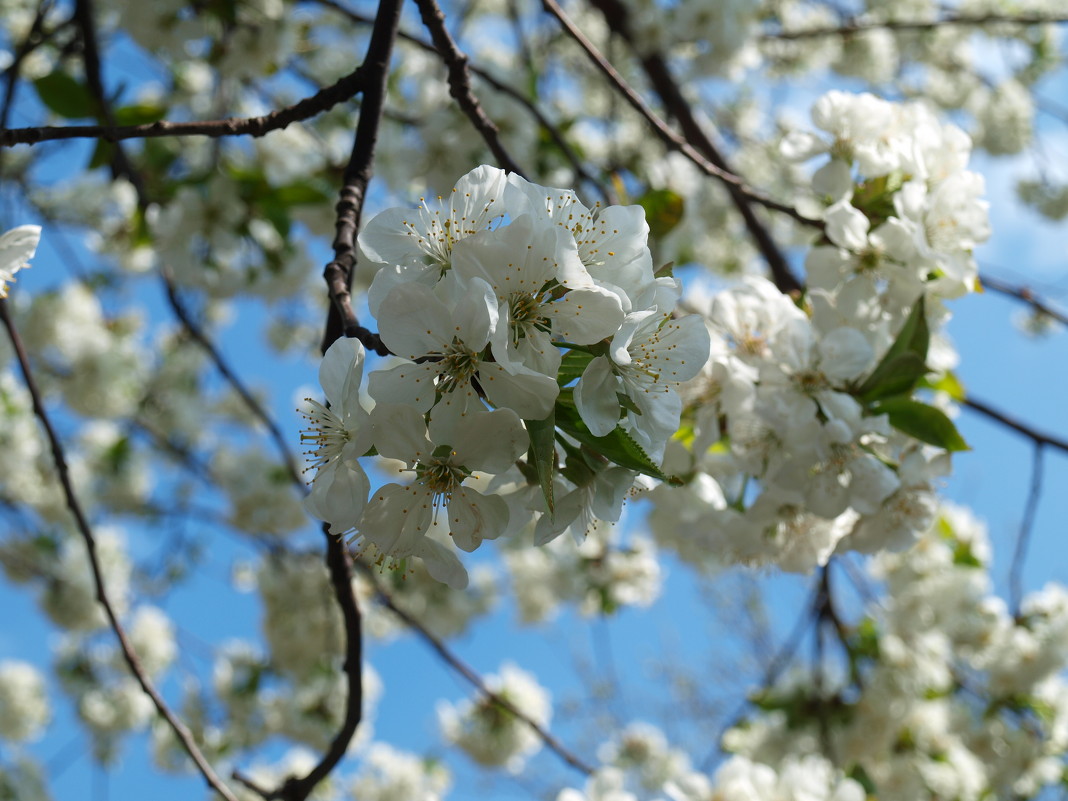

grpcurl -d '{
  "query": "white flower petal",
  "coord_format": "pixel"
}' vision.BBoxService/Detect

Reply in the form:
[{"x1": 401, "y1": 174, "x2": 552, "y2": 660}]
[
  {"x1": 448, "y1": 487, "x2": 509, "y2": 552},
  {"x1": 451, "y1": 408, "x2": 529, "y2": 473},
  {"x1": 575, "y1": 356, "x2": 621, "y2": 437}
]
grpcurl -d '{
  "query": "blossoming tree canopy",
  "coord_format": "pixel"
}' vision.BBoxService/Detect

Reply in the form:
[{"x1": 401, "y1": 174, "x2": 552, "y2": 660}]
[{"x1": 1, "y1": 0, "x2": 1067, "y2": 800}]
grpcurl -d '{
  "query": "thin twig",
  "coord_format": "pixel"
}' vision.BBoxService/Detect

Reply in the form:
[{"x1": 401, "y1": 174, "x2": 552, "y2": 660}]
[
  {"x1": 413, "y1": 0, "x2": 527, "y2": 177},
  {"x1": 981, "y1": 273, "x2": 1068, "y2": 329},
  {"x1": 700, "y1": 577, "x2": 820, "y2": 771},
  {"x1": 162, "y1": 280, "x2": 305, "y2": 490},
  {"x1": 257, "y1": 2, "x2": 406, "y2": 798},
  {"x1": 313, "y1": 0, "x2": 612, "y2": 201},
  {"x1": 318, "y1": 0, "x2": 401, "y2": 354},
  {"x1": 358, "y1": 562, "x2": 596, "y2": 776},
  {"x1": 0, "y1": 299, "x2": 240, "y2": 801},
  {"x1": 540, "y1": 0, "x2": 821, "y2": 256},
  {"x1": 73, "y1": 0, "x2": 309, "y2": 496},
  {"x1": 0, "y1": 61, "x2": 369, "y2": 148},
  {"x1": 583, "y1": 0, "x2": 803, "y2": 293},
  {"x1": 962, "y1": 396, "x2": 1068, "y2": 455},
  {"x1": 765, "y1": 12, "x2": 1068, "y2": 40},
  {"x1": 1009, "y1": 443, "x2": 1045, "y2": 616}
]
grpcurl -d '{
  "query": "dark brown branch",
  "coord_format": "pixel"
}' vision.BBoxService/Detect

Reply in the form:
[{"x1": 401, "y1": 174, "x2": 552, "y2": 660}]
[
  {"x1": 358, "y1": 562, "x2": 596, "y2": 776},
  {"x1": 962, "y1": 396, "x2": 1068, "y2": 455},
  {"x1": 313, "y1": 0, "x2": 612, "y2": 201},
  {"x1": 0, "y1": 299, "x2": 241, "y2": 801},
  {"x1": 259, "y1": 2, "x2": 404, "y2": 799},
  {"x1": 319, "y1": 0, "x2": 401, "y2": 354},
  {"x1": 583, "y1": 0, "x2": 803, "y2": 294},
  {"x1": 162, "y1": 280, "x2": 306, "y2": 490},
  {"x1": 1009, "y1": 444, "x2": 1045, "y2": 616},
  {"x1": 980, "y1": 273, "x2": 1068, "y2": 329},
  {"x1": 0, "y1": 61, "x2": 370, "y2": 148},
  {"x1": 239, "y1": 528, "x2": 365, "y2": 801},
  {"x1": 73, "y1": 0, "x2": 309, "y2": 498},
  {"x1": 413, "y1": 0, "x2": 527, "y2": 177},
  {"x1": 540, "y1": 0, "x2": 821, "y2": 257},
  {"x1": 766, "y1": 12, "x2": 1068, "y2": 40},
  {"x1": 0, "y1": 0, "x2": 57, "y2": 134}
]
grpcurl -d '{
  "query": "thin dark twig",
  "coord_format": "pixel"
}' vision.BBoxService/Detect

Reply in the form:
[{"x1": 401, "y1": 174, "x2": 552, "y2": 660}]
[
  {"x1": 312, "y1": 0, "x2": 612, "y2": 200},
  {"x1": 962, "y1": 396, "x2": 1068, "y2": 455},
  {"x1": 319, "y1": 0, "x2": 401, "y2": 354},
  {"x1": 162, "y1": 281, "x2": 305, "y2": 490},
  {"x1": 981, "y1": 273, "x2": 1068, "y2": 329},
  {"x1": 0, "y1": 0, "x2": 57, "y2": 134},
  {"x1": 0, "y1": 299, "x2": 240, "y2": 801},
  {"x1": 358, "y1": 562, "x2": 596, "y2": 776},
  {"x1": 236, "y1": 528, "x2": 365, "y2": 801},
  {"x1": 1010, "y1": 443, "x2": 1045, "y2": 615},
  {"x1": 255, "y1": 2, "x2": 405, "y2": 798},
  {"x1": 765, "y1": 12, "x2": 1068, "y2": 40},
  {"x1": 700, "y1": 577, "x2": 820, "y2": 771},
  {"x1": 539, "y1": 0, "x2": 821, "y2": 243},
  {"x1": 413, "y1": 0, "x2": 527, "y2": 177},
  {"x1": 0, "y1": 62, "x2": 370, "y2": 148},
  {"x1": 73, "y1": 0, "x2": 309, "y2": 497},
  {"x1": 583, "y1": 0, "x2": 803, "y2": 293}
]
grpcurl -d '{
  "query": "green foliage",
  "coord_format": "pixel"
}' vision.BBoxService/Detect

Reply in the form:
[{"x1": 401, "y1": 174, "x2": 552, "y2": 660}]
[{"x1": 554, "y1": 389, "x2": 679, "y2": 484}]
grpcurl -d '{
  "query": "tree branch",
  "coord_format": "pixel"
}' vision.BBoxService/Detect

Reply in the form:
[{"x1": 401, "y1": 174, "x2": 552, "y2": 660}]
[
  {"x1": 314, "y1": 0, "x2": 612, "y2": 201},
  {"x1": 162, "y1": 281, "x2": 306, "y2": 490},
  {"x1": 1009, "y1": 444, "x2": 1045, "y2": 616},
  {"x1": 318, "y1": 0, "x2": 401, "y2": 355},
  {"x1": 765, "y1": 12, "x2": 1068, "y2": 40},
  {"x1": 0, "y1": 62, "x2": 370, "y2": 148},
  {"x1": 358, "y1": 562, "x2": 596, "y2": 776},
  {"x1": 540, "y1": 0, "x2": 821, "y2": 265},
  {"x1": 980, "y1": 272, "x2": 1068, "y2": 329},
  {"x1": 413, "y1": 0, "x2": 527, "y2": 177},
  {"x1": 0, "y1": 298, "x2": 241, "y2": 801},
  {"x1": 583, "y1": 0, "x2": 803, "y2": 293},
  {"x1": 962, "y1": 396, "x2": 1068, "y2": 455}
]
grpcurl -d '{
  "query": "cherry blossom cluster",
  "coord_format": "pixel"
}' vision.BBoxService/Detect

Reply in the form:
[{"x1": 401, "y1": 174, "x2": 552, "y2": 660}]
[
  {"x1": 722, "y1": 505, "x2": 1068, "y2": 801},
  {"x1": 648, "y1": 90, "x2": 988, "y2": 574},
  {"x1": 301, "y1": 166, "x2": 710, "y2": 587},
  {"x1": 556, "y1": 720, "x2": 864, "y2": 801}
]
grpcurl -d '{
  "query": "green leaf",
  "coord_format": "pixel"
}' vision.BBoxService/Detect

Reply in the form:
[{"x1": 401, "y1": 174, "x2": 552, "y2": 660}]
[
  {"x1": 952, "y1": 540, "x2": 982, "y2": 568},
  {"x1": 114, "y1": 102, "x2": 168, "y2": 126},
  {"x1": 525, "y1": 412, "x2": 557, "y2": 514},
  {"x1": 871, "y1": 396, "x2": 970, "y2": 452},
  {"x1": 274, "y1": 182, "x2": 332, "y2": 206},
  {"x1": 88, "y1": 139, "x2": 114, "y2": 170},
  {"x1": 855, "y1": 295, "x2": 930, "y2": 399},
  {"x1": 34, "y1": 72, "x2": 97, "y2": 119},
  {"x1": 855, "y1": 352, "x2": 928, "y2": 403},
  {"x1": 637, "y1": 188, "x2": 685, "y2": 239},
  {"x1": 553, "y1": 389, "x2": 680, "y2": 484},
  {"x1": 556, "y1": 349, "x2": 593, "y2": 386},
  {"x1": 885, "y1": 295, "x2": 930, "y2": 365}
]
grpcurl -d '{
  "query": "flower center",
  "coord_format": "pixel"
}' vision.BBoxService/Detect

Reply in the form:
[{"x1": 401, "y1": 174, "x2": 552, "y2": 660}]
[
  {"x1": 415, "y1": 455, "x2": 469, "y2": 512},
  {"x1": 507, "y1": 290, "x2": 551, "y2": 345},
  {"x1": 437, "y1": 338, "x2": 480, "y2": 393},
  {"x1": 298, "y1": 399, "x2": 349, "y2": 475}
]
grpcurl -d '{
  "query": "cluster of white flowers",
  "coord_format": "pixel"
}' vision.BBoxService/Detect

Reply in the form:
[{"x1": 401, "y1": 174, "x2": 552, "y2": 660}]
[
  {"x1": 648, "y1": 90, "x2": 988, "y2": 574},
  {"x1": 301, "y1": 166, "x2": 710, "y2": 587},
  {"x1": 557, "y1": 721, "x2": 863, "y2": 801},
  {"x1": 504, "y1": 526, "x2": 662, "y2": 622},
  {"x1": 722, "y1": 504, "x2": 1068, "y2": 801},
  {"x1": 437, "y1": 662, "x2": 551, "y2": 771},
  {"x1": 0, "y1": 660, "x2": 50, "y2": 742},
  {"x1": 349, "y1": 743, "x2": 451, "y2": 801}
]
